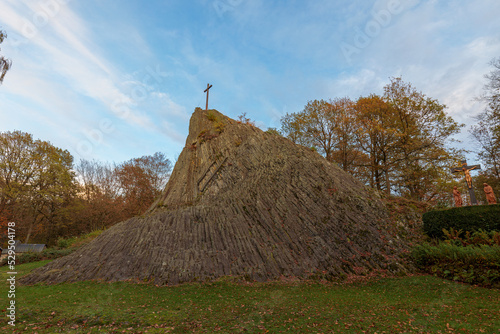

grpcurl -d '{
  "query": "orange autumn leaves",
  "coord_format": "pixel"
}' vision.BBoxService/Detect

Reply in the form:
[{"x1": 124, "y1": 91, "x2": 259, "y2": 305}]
[{"x1": 280, "y1": 78, "x2": 464, "y2": 203}]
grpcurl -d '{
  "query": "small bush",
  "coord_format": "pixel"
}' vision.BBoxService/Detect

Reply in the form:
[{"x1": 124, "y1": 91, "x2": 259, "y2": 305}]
[
  {"x1": 411, "y1": 242, "x2": 500, "y2": 287},
  {"x1": 423, "y1": 204, "x2": 500, "y2": 239},
  {"x1": 16, "y1": 252, "x2": 43, "y2": 265},
  {"x1": 41, "y1": 248, "x2": 74, "y2": 259},
  {"x1": 205, "y1": 111, "x2": 226, "y2": 134},
  {"x1": 65, "y1": 229, "x2": 104, "y2": 249},
  {"x1": 214, "y1": 120, "x2": 225, "y2": 133},
  {"x1": 206, "y1": 111, "x2": 217, "y2": 122},
  {"x1": 57, "y1": 237, "x2": 73, "y2": 249},
  {"x1": 265, "y1": 128, "x2": 280, "y2": 136},
  {"x1": 237, "y1": 112, "x2": 256, "y2": 127},
  {"x1": 441, "y1": 228, "x2": 500, "y2": 247}
]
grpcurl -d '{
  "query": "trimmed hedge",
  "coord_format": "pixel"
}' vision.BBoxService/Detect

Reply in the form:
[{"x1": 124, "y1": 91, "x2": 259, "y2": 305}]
[{"x1": 423, "y1": 204, "x2": 500, "y2": 239}]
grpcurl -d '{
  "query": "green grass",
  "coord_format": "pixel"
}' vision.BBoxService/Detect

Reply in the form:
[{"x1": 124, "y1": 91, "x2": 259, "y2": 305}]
[{"x1": 1, "y1": 262, "x2": 499, "y2": 333}]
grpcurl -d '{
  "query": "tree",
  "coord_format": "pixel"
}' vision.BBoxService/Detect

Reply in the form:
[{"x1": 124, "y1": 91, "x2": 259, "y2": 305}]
[
  {"x1": 470, "y1": 113, "x2": 500, "y2": 181},
  {"x1": 0, "y1": 207, "x2": 11, "y2": 244},
  {"x1": 470, "y1": 57, "x2": 500, "y2": 184},
  {"x1": 481, "y1": 57, "x2": 500, "y2": 125},
  {"x1": 279, "y1": 79, "x2": 462, "y2": 204},
  {"x1": 383, "y1": 77, "x2": 464, "y2": 201},
  {"x1": 302, "y1": 99, "x2": 338, "y2": 162},
  {"x1": 115, "y1": 152, "x2": 172, "y2": 217},
  {"x1": 0, "y1": 30, "x2": 12, "y2": 84},
  {"x1": 73, "y1": 159, "x2": 122, "y2": 232},
  {"x1": 279, "y1": 112, "x2": 313, "y2": 147},
  {"x1": 326, "y1": 98, "x2": 361, "y2": 172},
  {"x1": 0, "y1": 130, "x2": 174, "y2": 244},
  {"x1": 70, "y1": 153, "x2": 172, "y2": 235},
  {"x1": 0, "y1": 131, "x2": 74, "y2": 243},
  {"x1": 280, "y1": 98, "x2": 361, "y2": 171},
  {"x1": 354, "y1": 95, "x2": 399, "y2": 193}
]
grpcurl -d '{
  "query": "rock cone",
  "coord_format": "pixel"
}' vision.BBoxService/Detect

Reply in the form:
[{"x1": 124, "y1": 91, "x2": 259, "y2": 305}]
[{"x1": 22, "y1": 108, "x2": 414, "y2": 285}]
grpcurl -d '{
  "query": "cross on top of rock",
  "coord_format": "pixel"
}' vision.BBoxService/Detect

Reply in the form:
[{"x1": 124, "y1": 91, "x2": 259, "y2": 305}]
[{"x1": 204, "y1": 83, "x2": 213, "y2": 111}]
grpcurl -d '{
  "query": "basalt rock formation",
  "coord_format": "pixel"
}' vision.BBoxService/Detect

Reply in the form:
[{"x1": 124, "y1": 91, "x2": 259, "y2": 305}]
[{"x1": 22, "y1": 108, "x2": 414, "y2": 285}]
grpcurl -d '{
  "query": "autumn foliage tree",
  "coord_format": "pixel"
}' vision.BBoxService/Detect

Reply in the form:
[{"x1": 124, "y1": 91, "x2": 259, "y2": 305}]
[
  {"x1": 72, "y1": 159, "x2": 121, "y2": 233},
  {"x1": 280, "y1": 78, "x2": 463, "y2": 204},
  {"x1": 0, "y1": 130, "x2": 173, "y2": 245},
  {"x1": 0, "y1": 131, "x2": 74, "y2": 244},
  {"x1": 72, "y1": 153, "x2": 172, "y2": 233},
  {"x1": 115, "y1": 152, "x2": 172, "y2": 217},
  {"x1": 279, "y1": 110, "x2": 313, "y2": 147},
  {"x1": 382, "y1": 77, "x2": 463, "y2": 202},
  {"x1": 280, "y1": 98, "x2": 362, "y2": 173},
  {"x1": 355, "y1": 94, "x2": 399, "y2": 194}
]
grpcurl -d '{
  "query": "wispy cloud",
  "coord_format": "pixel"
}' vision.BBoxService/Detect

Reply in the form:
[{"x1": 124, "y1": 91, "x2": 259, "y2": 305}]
[
  {"x1": 0, "y1": 0, "x2": 499, "y2": 163},
  {"x1": 0, "y1": 0, "x2": 190, "y2": 161}
]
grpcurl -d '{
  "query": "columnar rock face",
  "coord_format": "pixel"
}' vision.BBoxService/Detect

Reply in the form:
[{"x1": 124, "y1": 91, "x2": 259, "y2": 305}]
[{"x1": 22, "y1": 108, "x2": 414, "y2": 285}]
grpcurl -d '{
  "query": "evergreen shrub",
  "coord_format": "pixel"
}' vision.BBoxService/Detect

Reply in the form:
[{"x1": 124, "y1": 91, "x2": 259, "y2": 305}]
[
  {"x1": 423, "y1": 204, "x2": 500, "y2": 239},
  {"x1": 411, "y1": 243, "x2": 500, "y2": 288}
]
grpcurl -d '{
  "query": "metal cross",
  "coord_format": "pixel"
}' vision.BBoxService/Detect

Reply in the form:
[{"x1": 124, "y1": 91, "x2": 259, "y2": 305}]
[
  {"x1": 451, "y1": 160, "x2": 481, "y2": 205},
  {"x1": 204, "y1": 83, "x2": 213, "y2": 111}
]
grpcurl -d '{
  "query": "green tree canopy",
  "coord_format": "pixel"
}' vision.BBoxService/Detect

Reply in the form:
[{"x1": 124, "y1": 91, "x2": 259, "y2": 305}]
[{"x1": 0, "y1": 131, "x2": 74, "y2": 243}]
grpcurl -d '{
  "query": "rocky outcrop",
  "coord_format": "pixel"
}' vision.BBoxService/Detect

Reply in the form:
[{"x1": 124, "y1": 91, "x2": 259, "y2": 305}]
[{"x1": 21, "y1": 108, "x2": 414, "y2": 285}]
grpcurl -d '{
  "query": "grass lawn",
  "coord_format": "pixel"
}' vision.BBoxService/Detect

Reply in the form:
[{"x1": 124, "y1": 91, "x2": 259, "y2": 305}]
[{"x1": 1, "y1": 261, "x2": 499, "y2": 333}]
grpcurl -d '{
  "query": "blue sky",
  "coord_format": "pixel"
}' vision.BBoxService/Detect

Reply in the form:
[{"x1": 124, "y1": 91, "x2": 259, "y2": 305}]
[{"x1": 0, "y1": 0, "x2": 499, "y2": 164}]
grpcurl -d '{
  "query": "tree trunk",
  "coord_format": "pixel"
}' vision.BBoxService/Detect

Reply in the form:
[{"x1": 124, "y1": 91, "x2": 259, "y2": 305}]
[
  {"x1": 385, "y1": 169, "x2": 391, "y2": 196},
  {"x1": 24, "y1": 216, "x2": 37, "y2": 244}
]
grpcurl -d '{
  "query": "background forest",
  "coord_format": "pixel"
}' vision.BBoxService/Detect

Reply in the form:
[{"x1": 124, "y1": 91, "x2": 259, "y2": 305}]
[
  {"x1": 0, "y1": 140, "x2": 172, "y2": 245},
  {"x1": 1, "y1": 35, "x2": 499, "y2": 246},
  {"x1": 277, "y1": 66, "x2": 500, "y2": 207}
]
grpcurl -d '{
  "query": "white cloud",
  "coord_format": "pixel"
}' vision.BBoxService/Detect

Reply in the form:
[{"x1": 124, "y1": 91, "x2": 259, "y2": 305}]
[
  {"x1": 0, "y1": 0, "x2": 193, "y2": 162},
  {"x1": 1, "y1": 0, "x2": 499, "y2": 164}
]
